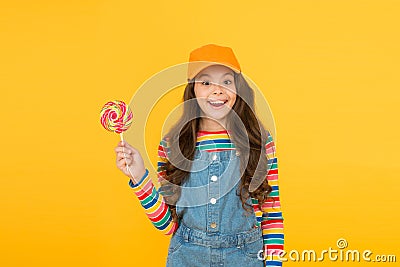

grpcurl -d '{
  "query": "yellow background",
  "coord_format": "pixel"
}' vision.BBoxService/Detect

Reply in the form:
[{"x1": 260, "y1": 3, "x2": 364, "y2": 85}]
[{"x1": 1, "y1": 0, "x2": 399, "y2": 266}]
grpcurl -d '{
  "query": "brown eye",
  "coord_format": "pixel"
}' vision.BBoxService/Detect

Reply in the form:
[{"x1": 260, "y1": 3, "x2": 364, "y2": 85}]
[
  {"x1": 224, "y1": 80, "x2": 232, "y2": 85},
  {"x1": 202, "y1": 81, "x2": 211, "y2": 86}
]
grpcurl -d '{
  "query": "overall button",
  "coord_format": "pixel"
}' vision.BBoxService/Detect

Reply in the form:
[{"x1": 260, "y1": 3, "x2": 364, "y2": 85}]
[
  {"x1": 210, "y1": 175, "x2": 218, "y2": 182},
  {"x1": 212, "y1": 154, "x2": 218, "y2": 160},
  {"x1": 210, "y1": 222, "x2": 217, "y2": 228},
  {"x1": 210, "y1": 198, "x2": 217, "y2": 204}
]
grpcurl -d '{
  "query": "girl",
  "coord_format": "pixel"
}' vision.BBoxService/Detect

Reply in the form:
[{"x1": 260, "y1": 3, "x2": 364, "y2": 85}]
[{"x1": 114, "y1": 44, "x2": 284, "y2": 266}]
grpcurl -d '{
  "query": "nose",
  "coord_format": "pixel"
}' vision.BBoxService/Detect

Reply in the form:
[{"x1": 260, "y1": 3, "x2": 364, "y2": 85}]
[{"x1": 211, "y1": 82, "x2": 224, "y2": 94}]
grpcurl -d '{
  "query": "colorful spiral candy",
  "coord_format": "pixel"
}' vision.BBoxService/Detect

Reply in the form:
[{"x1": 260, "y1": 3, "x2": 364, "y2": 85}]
[{"x1": 100, "y1": 100, "x2": 133, "y2": 134}]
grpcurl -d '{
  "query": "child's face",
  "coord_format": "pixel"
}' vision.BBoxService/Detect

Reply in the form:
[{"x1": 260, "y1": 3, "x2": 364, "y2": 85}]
[{"x1": 194, "y1": 65, "x2": 237, "y2": 123}]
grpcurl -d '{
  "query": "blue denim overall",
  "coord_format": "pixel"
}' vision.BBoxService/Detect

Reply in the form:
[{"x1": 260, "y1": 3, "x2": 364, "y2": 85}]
[{"x1": 166, "y1": 149, "x2": 264, "y2": 267}]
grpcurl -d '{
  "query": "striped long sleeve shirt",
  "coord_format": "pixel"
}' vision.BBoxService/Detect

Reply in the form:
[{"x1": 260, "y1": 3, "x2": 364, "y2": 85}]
[{"x1": 128, "y1": 130, "x2": 284, "y2": 266}]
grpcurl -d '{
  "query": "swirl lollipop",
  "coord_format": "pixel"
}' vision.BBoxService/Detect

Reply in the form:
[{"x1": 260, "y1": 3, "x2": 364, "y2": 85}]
[
  {"x1": 100, "y1": 100, "x2": 134, "y2": 174},
  {"x1": 100, "y1": 100, "x2": 133, "y2": 141}
]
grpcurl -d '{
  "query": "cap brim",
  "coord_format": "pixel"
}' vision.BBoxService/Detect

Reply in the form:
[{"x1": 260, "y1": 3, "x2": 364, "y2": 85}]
[{"x1": 187, "y1": 61, "x2": 241, "y2": 81}]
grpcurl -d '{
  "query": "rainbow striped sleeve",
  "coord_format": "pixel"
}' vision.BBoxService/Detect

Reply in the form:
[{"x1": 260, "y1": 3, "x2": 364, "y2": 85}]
[
  {"x1": 261, "y1": 131, "x2": 285, "y2": 266},
  {"x1": 127, "y1": 139, "x2": 178, "y2": 235}
]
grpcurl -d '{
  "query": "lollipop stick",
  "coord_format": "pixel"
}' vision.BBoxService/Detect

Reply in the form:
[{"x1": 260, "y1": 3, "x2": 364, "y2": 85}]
[
  {"x1": 120, "y1": 132, "x2": 125, "y2": 143},
  {"x1": 120, "y1": 132, "x2": 128, "y2": 166},
  {"x1": 120, "y1": 132, "x2": 135, "y2": 179}
]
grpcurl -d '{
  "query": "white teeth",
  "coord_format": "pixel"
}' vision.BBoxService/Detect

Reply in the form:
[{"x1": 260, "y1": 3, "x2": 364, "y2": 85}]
[{"x1": 209, "y1": 100, "x2": 226, "y2": 104}]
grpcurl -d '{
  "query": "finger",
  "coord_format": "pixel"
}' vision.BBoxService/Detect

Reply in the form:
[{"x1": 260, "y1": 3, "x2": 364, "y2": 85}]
[
  {"x1": 116, "y1": 152, "x2": 123, "y2": 160},
  {"x1": 118, "y1": 140, "x2": 129, "y2": 147},
  {"x1": 117, "y1": 160, "x2": 131, "y2": 174},
  {"x1": 117, "y1": 156, "x2": 133, "y2": 166},
  {"x1": 115, "y1": 143, "x2": 132, "y2": 152},
  {"x1": 116, "y1": 154, "x2": 130, "y2": 165},
  {"x1": 116, "y1": 141, "x2": 125, "y2": 149},
  {"x1": 125, "y1": 158, "x2": 132, "y2": 166},
  {"x1": 117, "y1": 151, "x2": 133, "y2": 160},
  {"x1": 116, "y1": 160, "x2": 126, "y2": 170},
  {"x1": 115, "y1": 147, "x2": 132, "y2": 154},
  {"x1": 124, "y1": 142, "x2": 138, "y2": 153},
  {"x1": 116, "y1": 156, "x2": 125, "y2": 164}
]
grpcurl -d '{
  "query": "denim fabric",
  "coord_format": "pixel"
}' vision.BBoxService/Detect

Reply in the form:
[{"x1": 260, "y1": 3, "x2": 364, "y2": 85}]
[{"x1": 166, "y1": 149, "x2": 264, "y2": 267}]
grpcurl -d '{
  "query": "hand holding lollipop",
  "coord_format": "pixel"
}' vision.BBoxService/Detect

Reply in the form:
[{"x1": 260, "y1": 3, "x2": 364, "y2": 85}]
[{"x1": 100, "y1": 100, "x2": 146, "y2": 182}]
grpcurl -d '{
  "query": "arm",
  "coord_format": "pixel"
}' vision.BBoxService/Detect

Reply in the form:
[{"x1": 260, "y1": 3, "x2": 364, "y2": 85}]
[
  {"x1": 127, "y1": 138, "x2": 178, "y2": 235},
  {"x1": 261, "y1": 131, "x2": 284, "y2": 266}
]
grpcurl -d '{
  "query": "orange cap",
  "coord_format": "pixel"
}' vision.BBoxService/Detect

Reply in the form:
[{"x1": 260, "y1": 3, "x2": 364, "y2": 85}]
[{"x1": 187, "y1": 44, "x2": 241, "y2": 81}]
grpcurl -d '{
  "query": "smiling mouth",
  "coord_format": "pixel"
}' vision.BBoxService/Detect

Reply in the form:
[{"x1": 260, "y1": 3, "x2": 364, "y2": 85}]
[{"x1": 208, "y1": 100, "x2": 228, "y2": 107}]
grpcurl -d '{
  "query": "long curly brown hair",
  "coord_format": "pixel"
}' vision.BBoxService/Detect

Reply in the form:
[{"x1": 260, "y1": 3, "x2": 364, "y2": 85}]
[{"x1": 159, "y1": 72, "x2": 273, "y2": 223}]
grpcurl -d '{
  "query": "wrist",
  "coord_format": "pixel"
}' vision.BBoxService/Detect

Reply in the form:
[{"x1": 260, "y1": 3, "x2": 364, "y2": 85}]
[{"x1": 129, "y1": 169, "x2": 149, "y2": 188}]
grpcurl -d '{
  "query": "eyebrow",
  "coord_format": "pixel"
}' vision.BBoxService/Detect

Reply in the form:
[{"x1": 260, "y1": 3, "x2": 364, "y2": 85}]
[{"x1": 197, "y1": 72, "x2": 234, "y2": 79}]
